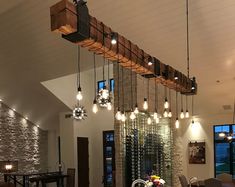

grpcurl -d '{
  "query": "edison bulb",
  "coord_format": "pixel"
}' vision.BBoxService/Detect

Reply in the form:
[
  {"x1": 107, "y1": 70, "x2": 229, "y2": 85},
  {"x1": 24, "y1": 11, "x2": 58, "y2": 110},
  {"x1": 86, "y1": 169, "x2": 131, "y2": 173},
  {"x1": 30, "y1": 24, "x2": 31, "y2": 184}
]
[
  {"x1": 92, "y1": 101, "x2": 98, "y2": 114},
  {"x1": 163, "y1": 109, "x2": 168, "y2": 118},
  {"x1": 180, "y1": 110, "x2": 185, "y2": 119},
  {"x1": 130, "y1": 111, "x2": 136, "y2": 120},
  {"x1": 107, "y1": 101, "x2": 112, "y2": 110},
  {"x1": 121, "y1": 113, "x2": 126, "y2": 122},
  {"x1": 185, "y1": 110, "x2": 189, "y2": 118},
  {"x1": 76, "y1": 91, "x2": 83, "y2": 101},
  {"x1": 143, "y1": 98, "x2": 148, "y2": 110},
  {"x1": 227, "y1": 135, "x2": 233, "y2": 140},
  {"x1": 134, "y1": 105, "x2": 139, "y2": 114},
  {"x1": 153, "y1": 112, "x2": 158, "y2": 120},
  {"x1": 115, "y1": 110, "x2": 122, "y2": 120},
  {"x1": 164, "y1": 98, "x2": 169, "y2": 109},
  {"x1": 175, "y1": 118, "x2": 180, "y2": 129},
  {"x1": 147, "y1": 117, "x2": 152, "y2": 125},
  {"x1": 219, "y1": 132, "x2": 226, "y2": 138},
  {"x1": 155, "y1": 117, "x2": 160, "y2": 124},
  {"x1": 168, "y1": 110, "x2": 172, "y2": 118}
]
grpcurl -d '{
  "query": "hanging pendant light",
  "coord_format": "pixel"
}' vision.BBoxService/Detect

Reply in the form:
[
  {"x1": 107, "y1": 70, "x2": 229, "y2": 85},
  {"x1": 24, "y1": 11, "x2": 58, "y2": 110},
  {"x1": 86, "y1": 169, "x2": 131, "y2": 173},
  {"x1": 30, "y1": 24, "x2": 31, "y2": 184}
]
[
  {"x1": 92, "y1": 53, "x2": 98, "y2": 114},
  {"x1": 129, "y1": 50, "x2": 136, "y2": 120},
  {"x1": 76, "y1": 46, "x2": 83, "y2": 101},
  {"x1": 73, "y1": 46, "x2": 87, "y2": 120},
  {"x1": 121, "y1": 66, "x2": 126, "y2": 122},
  {"x1": 147, "y1": 116, "x2": 152, "y2": 125},
  {"x1": 153, "y1": 78, "x2": 159, "y2": 121},
  {"x1": 185, "y1": 96, "x2": 190, "y2": 118},
  {"x1": 163, "y1": 109, "x2": 168, "y2": 118},
  {"x1": 106, "y1": 60, "x2": 112, "y2": 111},
  {"x1": 168, "y1": 89, "x2": 172, "y2": 118},
  {"x1": 143, "y1": 98, "x2": 148, "y2": 110},
  {"x1": 115, "y1": 40, "x2": 122, "y2": 120},
  {"x1": 164, "y1": 87, "x2": 169, "y2": 109},
  {"x1": 180, "y1": 94, "x2": 185, "y2": 119},
  {"x1": 175, "y1": 89, "x2": 180, "y2": 128},
  {"x1": 134, "y1": 104, "x2": 139, "y2": 114}
]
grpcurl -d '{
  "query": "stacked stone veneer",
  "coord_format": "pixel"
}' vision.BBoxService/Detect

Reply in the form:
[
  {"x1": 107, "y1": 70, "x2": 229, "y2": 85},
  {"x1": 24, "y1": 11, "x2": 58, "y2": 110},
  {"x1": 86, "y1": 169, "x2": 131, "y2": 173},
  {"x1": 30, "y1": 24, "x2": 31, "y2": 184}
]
[
  {"x1": 0, "y1": 102, "x2": 48, "y2": 180},
  {"x1": 113, "y1": 63, "x2": 183, "y2": 187}
]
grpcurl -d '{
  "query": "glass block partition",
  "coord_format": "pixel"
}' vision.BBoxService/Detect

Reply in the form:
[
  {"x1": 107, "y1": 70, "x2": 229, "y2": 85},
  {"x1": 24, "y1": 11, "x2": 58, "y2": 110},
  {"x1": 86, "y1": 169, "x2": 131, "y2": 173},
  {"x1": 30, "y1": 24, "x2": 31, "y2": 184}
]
[{"x1": 121, "y1": 113, "x2": 172, "y2": 187}]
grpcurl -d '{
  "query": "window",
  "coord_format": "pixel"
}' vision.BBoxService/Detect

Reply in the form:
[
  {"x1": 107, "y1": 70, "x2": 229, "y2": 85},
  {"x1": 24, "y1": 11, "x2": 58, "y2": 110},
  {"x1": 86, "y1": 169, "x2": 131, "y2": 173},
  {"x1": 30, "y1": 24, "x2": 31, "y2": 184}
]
[
  {"x1": 214, "y1": 124, "x2": 235, "y2": 177},
  {"x1": 98, "y1": 79, "x2": 114, "y2": 92}
]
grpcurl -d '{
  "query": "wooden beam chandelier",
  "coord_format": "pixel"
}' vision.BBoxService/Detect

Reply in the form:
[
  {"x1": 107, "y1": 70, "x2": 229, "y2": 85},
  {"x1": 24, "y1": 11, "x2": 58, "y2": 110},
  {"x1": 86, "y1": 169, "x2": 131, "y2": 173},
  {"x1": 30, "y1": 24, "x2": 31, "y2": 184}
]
[{"x1": 50, "y1": 0, "x2": 197, "y2": 95}]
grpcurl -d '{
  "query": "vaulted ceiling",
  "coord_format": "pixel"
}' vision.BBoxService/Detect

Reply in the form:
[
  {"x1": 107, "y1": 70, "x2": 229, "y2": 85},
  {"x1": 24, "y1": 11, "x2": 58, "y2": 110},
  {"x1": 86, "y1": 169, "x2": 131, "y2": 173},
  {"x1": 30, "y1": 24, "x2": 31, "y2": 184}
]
[{"x1": 0, "y1": 0, "x2": 234, "y2": 129}]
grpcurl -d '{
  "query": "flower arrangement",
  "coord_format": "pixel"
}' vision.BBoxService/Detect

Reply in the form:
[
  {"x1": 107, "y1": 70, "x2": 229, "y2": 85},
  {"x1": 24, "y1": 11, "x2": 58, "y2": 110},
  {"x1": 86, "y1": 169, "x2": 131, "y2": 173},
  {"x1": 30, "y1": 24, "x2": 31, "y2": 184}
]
[{"x1": 146, "y1": 175, "x2": 165, "y2": 187}]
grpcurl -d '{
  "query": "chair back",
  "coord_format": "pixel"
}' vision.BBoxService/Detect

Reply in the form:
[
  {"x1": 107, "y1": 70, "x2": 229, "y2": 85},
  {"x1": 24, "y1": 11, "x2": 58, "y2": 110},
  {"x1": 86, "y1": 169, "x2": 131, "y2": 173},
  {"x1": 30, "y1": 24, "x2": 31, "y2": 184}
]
[
  {"x1": 216, "y1": 173, "x2": 232, "y2": 182},
  {"x1": 179, "y1": 175, "x2": 188, "y2": 187},
  {"x1": 66, "y1": 168, "x2": 75, "y2": 187},
  {"x1": 204, "y1": 178, "x2": 222, "y2": 187}
]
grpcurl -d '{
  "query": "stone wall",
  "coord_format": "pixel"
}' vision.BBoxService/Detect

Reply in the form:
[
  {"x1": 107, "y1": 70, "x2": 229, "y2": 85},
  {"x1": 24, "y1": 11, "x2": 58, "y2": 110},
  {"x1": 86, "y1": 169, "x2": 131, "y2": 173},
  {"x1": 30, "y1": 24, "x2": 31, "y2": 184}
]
[{"x1": 0, "y1": 102, "x2": 48, "y2": 180}]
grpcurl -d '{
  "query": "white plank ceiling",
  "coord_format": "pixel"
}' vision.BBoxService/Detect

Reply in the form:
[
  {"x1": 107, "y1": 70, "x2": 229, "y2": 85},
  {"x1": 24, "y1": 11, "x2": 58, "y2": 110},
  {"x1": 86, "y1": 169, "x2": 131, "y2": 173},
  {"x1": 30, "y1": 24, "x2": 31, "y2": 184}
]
[{"x1": 0, "y1": 0, "x2": 235, "y2": 129}]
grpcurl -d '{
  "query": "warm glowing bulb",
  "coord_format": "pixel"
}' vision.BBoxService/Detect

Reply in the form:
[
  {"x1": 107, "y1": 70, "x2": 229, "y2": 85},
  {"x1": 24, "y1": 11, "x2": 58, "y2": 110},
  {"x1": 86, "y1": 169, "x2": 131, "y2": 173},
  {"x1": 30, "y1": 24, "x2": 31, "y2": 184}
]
[
  {"x1": 115, "y1": 110, "x2": 122, "y2": 120},
  {"x1": 219, "y1": 132, "x2": 226, "y2": 138},
  {"x1": 164, "y1": 98, "x2": 169, "y2": 109},
  {"x1": 107, "y1": 101, "x2": 112, "y2": 110},
  {"x1": 180, "y1": 110, "x2": 185, "y2": 119},
  {"x1": 134, "y1": 105, "x2": 139, "y2": 114},
  {"x1": 92, "y1": 101, "x2": 98, "y2": 114},
  {"x1": 111, "y1": 39, "x2": 117, "y2": 45},
  {"x1": 227, "y1": 135, "x2": 233, "y2": 140},
  {"x1": 163, "y1": 109, "x2": 168, "y2": 118},
  {"x1": 147, "y1": 117, "x2": 152, "y2": 125},
  {"x1": 101, "y1": 87, "x2": 109, "y2": 99},
  {"x1": 130, "y1": 111, "x2": 136, "y2": 120},
  {"x1": 5, "y1": 164, "x2": 12, "y2": 170},
  {"x1": 153, "y1": 112, "x2": 158, "y2": 120},
  {"x1": 168, "y1": 110, "x2": 172, "y2": 118},
  {"x1": 76, "y1": 91, "x2": 83, "y2": 101},
  {"x1": 175, "y1": 118, "x2": 180, "y2": 129},
  {"x1": 121, "y1": 113, "x2": 126, "y2": 122},
  {"x1": 143, "y1": 98, "x2": 148, "y2": 110},
  {"x1": 185, "y1": 110, "x2": 189, "y2": 118},
  {"x1": 155, "y1": 117, "x2": 160, "y2": 124}
]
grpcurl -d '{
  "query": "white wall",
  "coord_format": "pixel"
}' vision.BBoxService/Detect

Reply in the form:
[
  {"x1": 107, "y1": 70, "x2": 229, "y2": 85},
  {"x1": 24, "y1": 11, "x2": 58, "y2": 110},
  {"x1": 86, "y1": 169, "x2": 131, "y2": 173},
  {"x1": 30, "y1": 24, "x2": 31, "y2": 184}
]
[
  {"x1": 181, "y1": 113, "x2": 233, "y2": 180},
  {"x1": 43, "y1": 64, "x2": 114, "y2": 187}
]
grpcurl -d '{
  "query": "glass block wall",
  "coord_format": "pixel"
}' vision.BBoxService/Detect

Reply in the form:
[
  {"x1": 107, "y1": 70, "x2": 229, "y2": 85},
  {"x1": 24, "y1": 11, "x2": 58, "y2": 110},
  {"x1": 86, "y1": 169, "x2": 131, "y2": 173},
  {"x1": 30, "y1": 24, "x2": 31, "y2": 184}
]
[{"x1": 121, "y1": 113, "x2": 172, "y2": 187}]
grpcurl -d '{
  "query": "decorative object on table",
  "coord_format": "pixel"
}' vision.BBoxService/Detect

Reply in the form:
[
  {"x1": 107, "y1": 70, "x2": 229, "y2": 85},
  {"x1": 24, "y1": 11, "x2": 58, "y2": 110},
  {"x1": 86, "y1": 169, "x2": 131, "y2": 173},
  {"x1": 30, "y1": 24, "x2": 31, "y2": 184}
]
[
  {"x1": 188, "y1": 141, "x2": 206, "y2": 164},
  {"x1": 145, "y1": 175, "x2": 165, "y2": 187}
]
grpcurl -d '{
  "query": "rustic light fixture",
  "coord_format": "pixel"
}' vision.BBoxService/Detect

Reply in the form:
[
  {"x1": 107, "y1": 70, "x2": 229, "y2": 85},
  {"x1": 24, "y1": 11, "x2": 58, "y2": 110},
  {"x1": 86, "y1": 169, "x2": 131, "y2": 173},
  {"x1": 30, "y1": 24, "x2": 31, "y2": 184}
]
[
  {"x1": 180, "y1": 94, "x2": 185, "y2": 119},
  {"x1": 73, "y1": 106, "x2": 87, "y2": 120},
  {"x1": 121, "y1": 66, "x2": 126, "y2": 122},
  {"x1": 92, "y1": 53, "x2": 98, "y2": 114},
  {"x1": 164, "y1": 87, "x2": 169, "y2": 109},
  {"x1": 168, "y1": 89, "x2": 172, "y2": 118},
  {"x1": 50, "y1": 0, "x2": 198, "y2": 95}
]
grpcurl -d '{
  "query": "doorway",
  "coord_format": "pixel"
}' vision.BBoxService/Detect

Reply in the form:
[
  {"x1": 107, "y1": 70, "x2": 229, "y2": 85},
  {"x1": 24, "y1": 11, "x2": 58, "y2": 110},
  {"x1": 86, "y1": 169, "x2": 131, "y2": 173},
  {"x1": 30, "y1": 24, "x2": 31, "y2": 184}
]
[{"x1": 77, "y1": 137, "x2": 89, "y2": 187}]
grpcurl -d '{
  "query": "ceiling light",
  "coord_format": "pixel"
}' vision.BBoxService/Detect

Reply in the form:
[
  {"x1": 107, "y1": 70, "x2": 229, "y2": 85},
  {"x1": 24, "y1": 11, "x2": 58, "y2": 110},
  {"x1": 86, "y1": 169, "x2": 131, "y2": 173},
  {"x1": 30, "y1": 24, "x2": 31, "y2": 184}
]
[
  {"x1": 174, "y1": 71, "x2": 179, "y2": 80},
  {"x1": 153, "y1": 111, "x2": 158, "y2": 120},
  {"x1": 25, "y1": 117, "x2": 28, "y2": 120},
  {"x1": 73, "y1": 106, "x2": 87, "y2": 120},
  {"x1": 143, "y1": 98, "x2": 148, "y2": 110},
  {"x1": 180, "y1": 109, "x2": 185, "y2": 119},
  {"x1": 121, "y1": 112, "x2": 126, "y2": 122},
  {"x1": 92, "y1": 100, "x2": 98, "y2": 114},
  {"x1": 115, "y1": 109, "x2": 122, "y2": 121},
  {"x1": 164, "y1": 98, "x2": 169, "y2": 109},
  {"x1": 175, "y1": 118, "x2": 180, "y2": 129},
  {"x1": 185, "y1": 109, "x2": 189, "y2": 118},
  {"x1": 155, "y1": 117, "x2": 160, "y2": 124},
  {"x1": 13, "y1": 108, "x2": 16, "y2": 111},
  {"x1": 130, "y1": 111, "x2": 136, "y2": 120},
  {"x1": 147, "y1": 117, "x2": 152, "y2": 125},
  {"x1": 148, "y1": 56, "x2": 153, "y2": 66},
  {"x1": 37, "y1": 125, "x2": 40, "y2": 128},
  {"x1": 76, "y1": 87, "x2": 83, "y2": 101},
  {"x1": 134, "y1": 104, "x2": 139, "y2": 114},
  {"x1": 163, "y1": 109, "x2": 168, "y2": 118},
  {"x1": 111, "y1": 32, "x2": 117, "y2": 45},
  {"x1": 219, "y1": 132, "x2": 226, "y2": 138},
  {"x1": 168, "y1": 110, "x2": 172, "y2": 118},
  {"x1": 0, "y1": 99, "x2": 2, "y2": 102}
]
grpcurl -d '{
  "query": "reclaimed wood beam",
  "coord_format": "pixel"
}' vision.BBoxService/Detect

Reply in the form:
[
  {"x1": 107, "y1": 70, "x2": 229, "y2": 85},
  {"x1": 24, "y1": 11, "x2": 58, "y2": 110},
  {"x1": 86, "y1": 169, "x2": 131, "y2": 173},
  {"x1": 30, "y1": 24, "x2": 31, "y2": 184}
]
[{"x1": 50, "y1": 0, "x2": 197, "y2": 94}]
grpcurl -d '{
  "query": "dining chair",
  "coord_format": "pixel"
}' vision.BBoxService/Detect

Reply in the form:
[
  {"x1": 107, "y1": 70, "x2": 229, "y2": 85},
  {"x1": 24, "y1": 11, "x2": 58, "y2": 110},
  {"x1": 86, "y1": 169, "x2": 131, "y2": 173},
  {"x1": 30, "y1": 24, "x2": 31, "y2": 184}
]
[
  {"x1": 216, "y1": 173, "x2": 232, "y2": 182},
  {"x1": 204, "y1": 178, "x2": 222, "y2": 187},
  {"x1": 179, "y1": 175, "x2": 189, "y2": 187}
]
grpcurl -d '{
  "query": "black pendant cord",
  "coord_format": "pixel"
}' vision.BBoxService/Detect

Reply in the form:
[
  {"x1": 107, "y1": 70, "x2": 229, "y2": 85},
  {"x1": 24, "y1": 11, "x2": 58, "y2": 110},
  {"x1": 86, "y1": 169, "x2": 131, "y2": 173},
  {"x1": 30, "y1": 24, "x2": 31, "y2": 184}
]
[
  {"x1": 176, "y1": 90, "x2": 178, "y2": 118},
  {"x1": 117, "y1": 41, "x2": 120, "y2": 110},
  {"x1": 107, "y1": 59, "x2": 110, "y2": 92},
  {"x1": 186, "y1": 0, "x2": 190, "y2": 78},
  {"x1": 154, "y1": 80, "x2": 157, "y2": 111},
  {"x1": 121, "y1": 66, "x2": 124, "y2": 112},
  {"x1": 130, "y1": 46, "x2": 133, "y2": 109},
  {"x1": 93, "y1": 53, "x2": 96, "y2": 99},
  {"x1": 102, "y1": 24, "x2": 106, "y2": 85},
  {"x1": 181, "y1": 94, "x2": 183, "y2": 110},
  {"x1": 192, "y1": 95, "x2": 194, "y2": 117},
  {"x1": 77, "y1": 46, "x2": 81, "y2": 89}
]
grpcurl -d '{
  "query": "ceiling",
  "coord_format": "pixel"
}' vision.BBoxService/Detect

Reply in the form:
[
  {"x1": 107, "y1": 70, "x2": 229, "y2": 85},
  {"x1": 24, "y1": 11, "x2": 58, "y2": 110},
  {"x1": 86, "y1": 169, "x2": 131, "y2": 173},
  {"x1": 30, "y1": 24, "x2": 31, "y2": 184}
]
[{"x1": 0, "y1": 0, "x2": 235, "y2": 130}]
